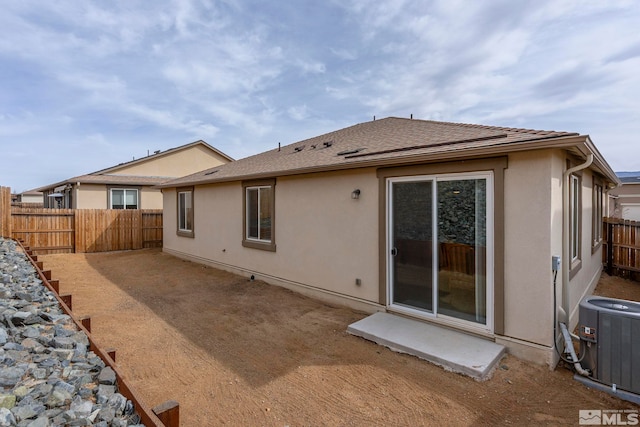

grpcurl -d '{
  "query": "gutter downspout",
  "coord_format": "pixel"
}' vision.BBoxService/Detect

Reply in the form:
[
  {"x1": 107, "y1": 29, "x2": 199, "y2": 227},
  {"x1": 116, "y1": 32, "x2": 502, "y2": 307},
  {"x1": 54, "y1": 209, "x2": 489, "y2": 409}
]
[{"x1": 560, "y1": 153, "x2": 593, "y2": 323}]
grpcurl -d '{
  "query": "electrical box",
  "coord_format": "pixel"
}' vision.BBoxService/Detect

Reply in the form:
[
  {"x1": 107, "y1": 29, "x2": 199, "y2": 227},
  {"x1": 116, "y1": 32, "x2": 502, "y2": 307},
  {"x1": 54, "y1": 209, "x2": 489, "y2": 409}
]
[{"x1": 552, "y1": 256, "x2": 561, "y2": 272}]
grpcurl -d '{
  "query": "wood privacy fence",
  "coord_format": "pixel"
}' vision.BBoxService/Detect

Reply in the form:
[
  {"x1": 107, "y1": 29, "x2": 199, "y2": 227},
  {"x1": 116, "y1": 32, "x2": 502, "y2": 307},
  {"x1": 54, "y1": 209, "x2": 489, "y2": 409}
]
[
  {"x1": 11, "y1": 208, "x2": 163, "y2": 254},
  {"x1": 604, "y1": 217, "x2": 640, "y2": 281},
  {"x1": 0, "y1": 186, "x2": 10, "y2": 238}
]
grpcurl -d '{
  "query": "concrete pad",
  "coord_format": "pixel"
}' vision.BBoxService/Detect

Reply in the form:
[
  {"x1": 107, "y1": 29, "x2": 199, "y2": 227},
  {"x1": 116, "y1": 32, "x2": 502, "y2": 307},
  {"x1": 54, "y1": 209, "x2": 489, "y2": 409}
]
[{"x1": 347, "y1": 312, "x2": 505, "y2": 380}]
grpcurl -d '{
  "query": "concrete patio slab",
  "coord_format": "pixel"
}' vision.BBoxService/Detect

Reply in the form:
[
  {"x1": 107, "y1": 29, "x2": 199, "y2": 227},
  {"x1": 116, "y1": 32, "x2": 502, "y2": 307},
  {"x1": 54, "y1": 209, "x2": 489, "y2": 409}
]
[{"x1": 347, "y1": 312, "x2": 505, "y2": 380}]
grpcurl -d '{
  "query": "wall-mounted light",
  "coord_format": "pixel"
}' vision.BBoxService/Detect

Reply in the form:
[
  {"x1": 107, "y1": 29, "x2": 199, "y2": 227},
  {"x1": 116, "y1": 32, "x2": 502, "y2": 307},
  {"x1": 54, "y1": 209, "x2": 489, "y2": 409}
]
[{"x1": 351, "y1": 189, "x2": 361, "y2": 199}]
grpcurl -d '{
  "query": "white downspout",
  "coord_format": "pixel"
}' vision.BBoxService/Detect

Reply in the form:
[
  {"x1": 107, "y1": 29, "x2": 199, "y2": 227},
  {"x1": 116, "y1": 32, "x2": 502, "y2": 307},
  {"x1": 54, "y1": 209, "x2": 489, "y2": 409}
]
[{"x1": 560, "y1": 153, "x2": 593, "y2": 323}]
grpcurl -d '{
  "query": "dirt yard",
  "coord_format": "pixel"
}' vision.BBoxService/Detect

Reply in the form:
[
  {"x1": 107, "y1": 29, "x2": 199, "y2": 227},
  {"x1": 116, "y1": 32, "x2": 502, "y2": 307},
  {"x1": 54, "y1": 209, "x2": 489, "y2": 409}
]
[{"x1": 39, "y1": 249, "x2": 639, "y2": 426}]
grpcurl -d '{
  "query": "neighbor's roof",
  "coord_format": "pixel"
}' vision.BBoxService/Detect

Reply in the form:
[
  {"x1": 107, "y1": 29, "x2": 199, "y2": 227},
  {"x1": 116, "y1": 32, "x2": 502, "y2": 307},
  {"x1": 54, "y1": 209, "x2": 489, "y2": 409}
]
[
  {"x1": 158, "y1": 117, "x2": 619, "y2": 188},
  {"x1": 619, "y1": 175, "x2": 640, "y2": 184},
  {"x1": 35, "y1": 140, "x2": 233, "y2": 192}
]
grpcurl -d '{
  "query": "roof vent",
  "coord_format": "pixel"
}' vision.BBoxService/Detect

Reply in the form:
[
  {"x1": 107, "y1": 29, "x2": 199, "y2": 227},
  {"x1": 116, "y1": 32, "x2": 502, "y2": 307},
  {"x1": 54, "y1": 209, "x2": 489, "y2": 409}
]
[
  {"x1": 294, "y1": 145, "x2": 305, "y2": 152},
  {"x1": 323, "y1": 141, "x2": 333, "y2": 148},
  {"x1": 337, "y1": 148, "x2": 365, "y2": 156},
  {"x1": 204, "y1": 170, "x2": 219, "y2": 176}
]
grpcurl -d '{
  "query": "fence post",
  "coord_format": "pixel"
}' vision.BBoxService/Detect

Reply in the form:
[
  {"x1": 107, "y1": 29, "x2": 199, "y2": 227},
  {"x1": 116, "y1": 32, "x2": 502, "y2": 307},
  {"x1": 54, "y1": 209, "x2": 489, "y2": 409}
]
[
  {"x1": 0, "y1": 186, "x2": 11, "y2": 238},
  {"x1": 606, "y1": 220, "x2": 614, "y2": 275}
]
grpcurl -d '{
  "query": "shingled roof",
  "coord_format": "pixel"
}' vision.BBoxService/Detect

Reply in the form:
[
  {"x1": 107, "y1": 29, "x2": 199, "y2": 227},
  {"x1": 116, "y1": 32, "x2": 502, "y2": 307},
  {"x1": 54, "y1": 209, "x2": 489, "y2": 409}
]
[
  {"x1": 35, "y1": 140, "x2": 232, "y2": 192},
  {"x1": 158, "y1": 117, "x2": 612, "y2": 188}
]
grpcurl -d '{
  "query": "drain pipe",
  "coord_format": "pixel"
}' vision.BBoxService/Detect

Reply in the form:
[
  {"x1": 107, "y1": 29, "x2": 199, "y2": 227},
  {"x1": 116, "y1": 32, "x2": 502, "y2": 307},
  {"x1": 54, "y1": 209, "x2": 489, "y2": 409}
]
[{"x1": 559, "y1": 153, "x2": 593, "y2": 376}]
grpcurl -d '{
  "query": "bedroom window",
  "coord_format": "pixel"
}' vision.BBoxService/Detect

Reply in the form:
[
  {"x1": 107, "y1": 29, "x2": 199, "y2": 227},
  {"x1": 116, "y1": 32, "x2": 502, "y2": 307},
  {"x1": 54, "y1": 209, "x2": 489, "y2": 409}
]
[
  {"x1": 110, "y1": 188, "x2": 138, "y2": 209},
  {"x1": 177, "y1": 188, "x2": 194, "y2": 237},
  {"x1": 242, "y1": 179, "x2": 276, "y2": 251}
]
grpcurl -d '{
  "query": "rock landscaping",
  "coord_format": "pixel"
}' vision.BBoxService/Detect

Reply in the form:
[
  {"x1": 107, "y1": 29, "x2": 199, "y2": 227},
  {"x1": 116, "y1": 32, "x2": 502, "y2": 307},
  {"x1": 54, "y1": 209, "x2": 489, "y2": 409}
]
[{"x1": 0, "y1": 237, "x2": 144, "y2": 427}]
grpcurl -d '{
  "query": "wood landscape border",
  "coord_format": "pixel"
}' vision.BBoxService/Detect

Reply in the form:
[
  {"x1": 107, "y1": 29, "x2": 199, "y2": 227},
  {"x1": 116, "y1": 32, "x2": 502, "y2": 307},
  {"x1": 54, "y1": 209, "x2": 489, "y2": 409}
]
[{"x1": 15, "y1": 238, "x2": 179, "y2": 426}]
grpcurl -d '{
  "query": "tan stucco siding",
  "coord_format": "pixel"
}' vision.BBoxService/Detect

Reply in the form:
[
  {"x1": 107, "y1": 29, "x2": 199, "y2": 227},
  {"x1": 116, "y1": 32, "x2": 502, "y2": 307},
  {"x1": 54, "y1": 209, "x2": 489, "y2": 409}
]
[
  {"x1": 76, "y1": 184, "x2": 107, "y2": 209},
  {"x1": 503, "y1": 151, "x2": 556, "y2": 347},
  {"x1": 140, "y1": 188, "x2": 163, "y2": 209},
  {"x1": 113, "y1": 145, "x2": 229, "y2": 177},
  {"x1": 75, "y1": 185, "x2": 162, "y2": 209},
  {"x1": 163, "y1": 169, "x2": 380, "y2": 303}
]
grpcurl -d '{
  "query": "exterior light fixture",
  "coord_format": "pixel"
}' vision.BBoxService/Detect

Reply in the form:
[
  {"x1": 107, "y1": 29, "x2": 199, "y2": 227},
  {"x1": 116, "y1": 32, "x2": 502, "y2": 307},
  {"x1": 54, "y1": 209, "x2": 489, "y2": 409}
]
[{"x1": 351, "y1": 189, "x2": 361, "y2": 199}]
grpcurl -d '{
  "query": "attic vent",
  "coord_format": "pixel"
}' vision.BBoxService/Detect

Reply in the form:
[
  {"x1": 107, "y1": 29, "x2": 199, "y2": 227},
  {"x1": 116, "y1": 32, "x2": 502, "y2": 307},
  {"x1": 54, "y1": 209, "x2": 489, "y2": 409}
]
[
  {"x1": 323, "y1": 141, "x2": 333, "y2": 148},
  {"x1": 294, "y1": 145, "x2": 305, "y2": 152},
  {"x1": 204, "y1": 170, "x2": 219, "y2": 176},
  {"x1": 337, "y1": 148, "x2": 365, "y2": 156}
]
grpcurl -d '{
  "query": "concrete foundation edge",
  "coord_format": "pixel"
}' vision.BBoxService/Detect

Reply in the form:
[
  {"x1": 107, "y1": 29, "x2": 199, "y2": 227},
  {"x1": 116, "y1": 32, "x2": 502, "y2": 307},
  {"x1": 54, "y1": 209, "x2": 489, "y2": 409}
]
[{"x1": 163, "y1": 248, "x2": 384, "y2": 314}]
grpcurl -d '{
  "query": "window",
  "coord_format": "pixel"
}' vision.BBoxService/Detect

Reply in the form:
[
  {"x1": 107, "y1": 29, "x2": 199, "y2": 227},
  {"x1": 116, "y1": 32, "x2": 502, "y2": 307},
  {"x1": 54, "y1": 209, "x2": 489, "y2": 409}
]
[
  {"x1": 110, "y1": 188, "x2": 138, "y2": 209},
  {"x1": 592, "y1": 179, "x2": 603, "y2": 248},
  {"x1": 569, "y1": 174, "x2": 581, "y2": 265},
  {"x1": 177, "y1": 187, "x2": 194, "y2": 237},
  {"x1": 242, "y1": 179, "x2": 276, "y2": 251}
]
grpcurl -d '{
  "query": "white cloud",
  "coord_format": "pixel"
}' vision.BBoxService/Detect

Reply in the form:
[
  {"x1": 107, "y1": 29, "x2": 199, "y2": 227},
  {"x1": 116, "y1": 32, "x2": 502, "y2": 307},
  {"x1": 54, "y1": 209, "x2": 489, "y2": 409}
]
[{"x1": 1, "y1": 1, "x2": 640, "y2": 192}]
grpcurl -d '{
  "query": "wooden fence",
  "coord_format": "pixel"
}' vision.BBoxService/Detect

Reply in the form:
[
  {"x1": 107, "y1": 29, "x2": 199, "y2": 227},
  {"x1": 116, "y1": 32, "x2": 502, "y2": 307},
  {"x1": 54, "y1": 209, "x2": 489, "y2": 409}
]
[
  {"x1": 604, "y1": 217, "x2": 640, "y2": 281},
  {"x1": 0, "y1": 186, "x2": 10, "y2": 238},
  {"x1": 11, "y1": 207, "x2": 163, "y2": 254}
]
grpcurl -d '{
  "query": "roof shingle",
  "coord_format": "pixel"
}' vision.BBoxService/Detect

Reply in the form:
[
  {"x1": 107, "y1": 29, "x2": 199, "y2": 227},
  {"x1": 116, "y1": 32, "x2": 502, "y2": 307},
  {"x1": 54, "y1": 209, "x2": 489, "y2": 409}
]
[{"x1": 159, "y1": 117, "x2": 582, "y2": 188}]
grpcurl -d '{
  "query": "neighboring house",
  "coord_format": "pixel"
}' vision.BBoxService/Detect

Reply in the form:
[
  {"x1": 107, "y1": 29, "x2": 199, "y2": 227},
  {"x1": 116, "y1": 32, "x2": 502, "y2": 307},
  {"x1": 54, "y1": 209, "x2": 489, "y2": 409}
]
[
  {"x1": 608, "y1": 172, "x2": 640, "y2": 221},
  {"x1": 15, "y1": 190, "x2": 44, "y2": 205},
  {"x1": 157, "y1": 117, "x2": 619, "y2": 367},
  {"x1": 35, "y1": 140, "x2": 233, "y2": 209}
]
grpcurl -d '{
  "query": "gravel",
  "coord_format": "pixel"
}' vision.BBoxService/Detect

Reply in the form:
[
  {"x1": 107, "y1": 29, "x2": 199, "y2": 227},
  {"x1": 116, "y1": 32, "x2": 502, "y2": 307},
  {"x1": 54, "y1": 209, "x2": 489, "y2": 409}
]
[{"x1": 0, "y1": 238, "x2": 145, "y2": 427}]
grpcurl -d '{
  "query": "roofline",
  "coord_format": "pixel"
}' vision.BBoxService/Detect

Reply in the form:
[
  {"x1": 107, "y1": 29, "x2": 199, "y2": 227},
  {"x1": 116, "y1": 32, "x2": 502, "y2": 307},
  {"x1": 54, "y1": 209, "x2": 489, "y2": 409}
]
[
  {"x1": 92, "y1": 140, "x2": 234, "y2": 175},
  {"x1": 158, "y1": 133, "x2": 620, "y2": 189},
  {"x1": 34, "y1": 140, "x2": 234, "y2": 191}
]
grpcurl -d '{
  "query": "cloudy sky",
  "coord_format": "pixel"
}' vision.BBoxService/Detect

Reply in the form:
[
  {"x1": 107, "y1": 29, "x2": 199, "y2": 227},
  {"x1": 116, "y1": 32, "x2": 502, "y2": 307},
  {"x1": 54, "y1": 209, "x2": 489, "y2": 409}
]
[{"x1": 1, "y1": 1, "x2": 639, "y2": 192}]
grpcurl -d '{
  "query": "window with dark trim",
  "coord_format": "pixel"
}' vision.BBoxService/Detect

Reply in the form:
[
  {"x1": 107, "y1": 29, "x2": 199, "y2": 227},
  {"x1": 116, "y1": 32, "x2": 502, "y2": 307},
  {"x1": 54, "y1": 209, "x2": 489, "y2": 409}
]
[
  {"x1": 242, "y1": 179, "x2": 276, "y2": 251},
  {"x1": 177, "y1": 187, "x2": 194, "y2": 238},
  {"x1": 110, "y1": 188, "x2": 138, "y2": 209},
  {"x1": 569, "y1": 173, "x2": 582, "y2": 273},
  {"x1": 592, "y1": 178, "x2": 603, "y2": 249}
]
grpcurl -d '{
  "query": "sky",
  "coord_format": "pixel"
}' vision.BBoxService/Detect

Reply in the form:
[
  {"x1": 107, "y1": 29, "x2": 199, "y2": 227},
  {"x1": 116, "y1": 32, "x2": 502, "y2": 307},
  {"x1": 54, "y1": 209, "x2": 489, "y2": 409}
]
[{"x1": 1, "y1": 1, "x2": 640, "y2": 192}]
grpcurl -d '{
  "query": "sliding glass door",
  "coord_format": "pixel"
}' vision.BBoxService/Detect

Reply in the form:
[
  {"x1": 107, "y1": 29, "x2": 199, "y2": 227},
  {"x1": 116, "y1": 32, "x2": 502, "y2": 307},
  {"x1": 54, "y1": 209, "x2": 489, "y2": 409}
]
[{"x1": 388, "y1": 173, "x2": 493, "y2": 330}]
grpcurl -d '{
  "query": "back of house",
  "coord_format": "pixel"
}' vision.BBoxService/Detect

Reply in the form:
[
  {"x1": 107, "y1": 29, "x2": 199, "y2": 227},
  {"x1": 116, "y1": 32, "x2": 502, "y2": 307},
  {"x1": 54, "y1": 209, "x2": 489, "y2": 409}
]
[{"x1": 158, "y1": 117, "x2": 619, "y2": 368}]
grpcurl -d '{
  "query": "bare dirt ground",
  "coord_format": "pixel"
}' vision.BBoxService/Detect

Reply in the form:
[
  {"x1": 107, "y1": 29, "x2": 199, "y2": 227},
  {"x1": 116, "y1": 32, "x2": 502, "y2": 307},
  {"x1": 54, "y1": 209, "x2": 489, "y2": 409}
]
[{"x1": 39, "y1": 249, "x2": 639, "y2": 426}]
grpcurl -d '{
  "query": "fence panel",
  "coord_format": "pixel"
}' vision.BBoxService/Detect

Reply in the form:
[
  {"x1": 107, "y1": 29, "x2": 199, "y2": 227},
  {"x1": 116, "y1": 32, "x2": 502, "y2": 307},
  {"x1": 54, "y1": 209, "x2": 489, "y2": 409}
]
[
  {"x1": 10, "y1": 208, "x2": 162, "y2": 254},
  {"x1": 604, "y1": 217, "x2": 640, "y2": 281},
  {"x1": 0, "y1": 186, "x2": 10, "y2": 237},
  {"x1": 11, "y1": 208, "x2": 75, "y2": 253},
  {"x1": 142, "y1": 210, "x2": 163, "y2": 248},
  {"x1": 76, "y1": 209, "x2": 145, "y2": 253}
]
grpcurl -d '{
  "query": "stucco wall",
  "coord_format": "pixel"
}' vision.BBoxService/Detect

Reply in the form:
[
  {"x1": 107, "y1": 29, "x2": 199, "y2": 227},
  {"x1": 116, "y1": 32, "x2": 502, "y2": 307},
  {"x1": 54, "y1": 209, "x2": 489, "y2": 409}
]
[
  {"x1": 164, "y1": 169, "x2": 380, "y2": 305},
  {"x1": 115, "y1": 145, "x2": 229, "y2": 177},
  {"x1": 140, "y1": 188, "x2": 163, "y2": 209},
  {"x1": 503, "y1": 151, "x2": 555, "y2": 348},
  {"x1": 76, "y1": 184, "x2": 163, "y2": 209},
  {"x1": 76, "y1": 184, "x2": 107, "y2": 209},
  {"x1": 162, "y1": 150, "x2": 606, "y2": 366}
]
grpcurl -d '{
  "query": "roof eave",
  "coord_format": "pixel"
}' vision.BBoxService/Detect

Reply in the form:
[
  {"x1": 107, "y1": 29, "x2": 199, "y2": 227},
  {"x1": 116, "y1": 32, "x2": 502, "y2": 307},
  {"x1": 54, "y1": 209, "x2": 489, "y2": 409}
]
[{"x1": 158, "y1": 134, "x2": 605, "y2": 189}]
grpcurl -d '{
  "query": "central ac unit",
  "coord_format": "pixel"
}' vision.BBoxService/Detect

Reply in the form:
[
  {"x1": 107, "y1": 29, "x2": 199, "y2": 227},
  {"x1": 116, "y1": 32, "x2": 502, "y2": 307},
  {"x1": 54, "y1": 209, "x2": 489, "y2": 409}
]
[{"x1": 578, "y1": 295, "x2": 640, "y2": 395}]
